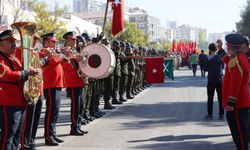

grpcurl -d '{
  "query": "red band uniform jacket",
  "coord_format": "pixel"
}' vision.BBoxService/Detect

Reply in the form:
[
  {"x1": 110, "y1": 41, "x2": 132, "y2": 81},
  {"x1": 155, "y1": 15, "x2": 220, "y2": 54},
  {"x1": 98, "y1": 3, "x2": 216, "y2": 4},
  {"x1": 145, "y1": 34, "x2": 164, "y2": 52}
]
[
  {"x1": 222, "y1": 53, "x2": 250, "y2": 108},
  {"x1": 61, "y1": 60, "x2": 84, "y2": 88},
  {"x1": 0, "y1": 52, "x2": 27, "y2": 107},
  {"x1": 40, "y1": 49, "x2": 64, "y2": 89}
]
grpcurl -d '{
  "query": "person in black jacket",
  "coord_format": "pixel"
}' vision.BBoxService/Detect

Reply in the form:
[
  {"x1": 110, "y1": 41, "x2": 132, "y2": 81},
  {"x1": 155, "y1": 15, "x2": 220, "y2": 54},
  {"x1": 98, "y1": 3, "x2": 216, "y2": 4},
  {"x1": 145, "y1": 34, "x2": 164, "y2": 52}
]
[{"x1": 204, "y1": 43, "x2": 224, "y2": 120}]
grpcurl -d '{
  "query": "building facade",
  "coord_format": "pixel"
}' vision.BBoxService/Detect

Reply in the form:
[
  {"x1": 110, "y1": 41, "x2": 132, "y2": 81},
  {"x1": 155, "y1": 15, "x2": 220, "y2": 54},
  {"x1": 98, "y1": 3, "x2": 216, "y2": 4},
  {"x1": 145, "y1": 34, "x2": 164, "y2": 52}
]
[{"x1": 129, "y1": 7, "x2": 166, "y2": 43}]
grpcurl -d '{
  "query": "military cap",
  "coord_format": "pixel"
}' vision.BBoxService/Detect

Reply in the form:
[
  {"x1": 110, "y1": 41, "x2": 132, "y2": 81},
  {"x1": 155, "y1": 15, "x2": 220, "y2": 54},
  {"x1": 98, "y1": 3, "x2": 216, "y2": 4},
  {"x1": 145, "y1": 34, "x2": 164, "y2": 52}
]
[
  {"x1": 41, "y1": 32, "x2": 58, "y2": 42},
  {"x1": 0, "y1": 30, "x2": 16, "y2": 41},
  {"x1": 82, "y1": 32, "x2": 90, "y2": 41},
  {"x1": 63, "y1": 31, "x2": 77, "y2": 40},
  {"x1": 225, "y1": 33, "x2": 245, "y2": 47}
]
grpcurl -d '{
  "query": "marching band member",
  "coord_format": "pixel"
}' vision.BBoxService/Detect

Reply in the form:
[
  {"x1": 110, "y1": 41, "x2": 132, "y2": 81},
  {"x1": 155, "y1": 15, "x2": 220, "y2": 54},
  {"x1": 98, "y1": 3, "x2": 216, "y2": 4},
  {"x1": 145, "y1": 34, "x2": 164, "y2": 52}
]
[
  {"x1": 61, "y1": 31, "x2": 88, "y2": 135},
  {"x1": 41, "y1": 33, "x2": 64, "y2": 146},
  {"x1": 0, "y1": 30, "x2": 38, "y2": 150},
  {"x1": 20, "y1": 33, "x2": 50, "y2": 150},
  {"x1": 221, "y1": 34, "x2": 250, "y2": 150}
]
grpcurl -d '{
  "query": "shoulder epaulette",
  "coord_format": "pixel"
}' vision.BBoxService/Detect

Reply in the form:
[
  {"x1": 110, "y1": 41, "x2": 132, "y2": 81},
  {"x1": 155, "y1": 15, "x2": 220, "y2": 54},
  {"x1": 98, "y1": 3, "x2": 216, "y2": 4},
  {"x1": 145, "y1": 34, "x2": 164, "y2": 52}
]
[{"x1": 228, "y1": 57, "x2": 243, "y2": 77}]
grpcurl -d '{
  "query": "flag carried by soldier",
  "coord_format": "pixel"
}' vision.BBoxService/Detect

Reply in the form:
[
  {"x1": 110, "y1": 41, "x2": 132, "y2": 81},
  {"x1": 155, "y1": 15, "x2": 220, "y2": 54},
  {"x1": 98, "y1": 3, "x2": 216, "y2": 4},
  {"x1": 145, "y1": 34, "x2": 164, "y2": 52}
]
[
  {"x1": 145, "y1": 57, "x2": 164, "y2": 83},
  {"x1": 108, "y1": 0, "x2": 124, "y2": 36},
  {"x1": 164, "y1": 59, "x2": 174, "y2": 80}
]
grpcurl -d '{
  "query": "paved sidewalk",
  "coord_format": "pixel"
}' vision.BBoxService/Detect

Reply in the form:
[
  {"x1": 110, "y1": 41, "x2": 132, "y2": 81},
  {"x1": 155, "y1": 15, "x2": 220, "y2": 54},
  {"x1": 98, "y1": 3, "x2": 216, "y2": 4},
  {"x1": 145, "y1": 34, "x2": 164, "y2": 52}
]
[{"x1": 36, "y1": 68, "x2": 235, "y2": 150}]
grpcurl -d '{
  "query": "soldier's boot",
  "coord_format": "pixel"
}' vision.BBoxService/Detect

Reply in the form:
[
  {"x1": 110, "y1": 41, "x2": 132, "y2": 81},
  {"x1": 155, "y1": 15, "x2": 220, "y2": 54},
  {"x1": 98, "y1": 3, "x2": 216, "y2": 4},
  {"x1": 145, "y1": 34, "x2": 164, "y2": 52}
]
[
  {"x1": 80, "y1": 116, "x2": 89, "y2": 125},
  {"x1": 126, "y1": 92, "x2": 134, "y2": 99},
  {"x1": 83, "y1": 111, "x2": 95, "y2": 121},
  {"x1": 96, "y1": 106, "x2": 105, "y2": 116},
  {"x1": 119, "y1": 95, "x2": 127, "y2": 102},
  {"x1": 131, "y1": 90, "x2": 138, "y2": 96},
  {"x1": 112, "y1": 99, "x2": 123, "y2": 104},
  {"x1": 136, "y1": 87, "x2": 142, "y2": 92},
  {"x1": 104, "y1": 101, "x2": 116, "y2": 109}
]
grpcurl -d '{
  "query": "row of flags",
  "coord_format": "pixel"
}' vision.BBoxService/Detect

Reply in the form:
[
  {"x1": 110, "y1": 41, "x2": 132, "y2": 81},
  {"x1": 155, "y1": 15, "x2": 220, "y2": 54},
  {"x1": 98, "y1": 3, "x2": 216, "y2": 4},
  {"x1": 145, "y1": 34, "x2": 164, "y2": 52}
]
[
  {"x1": 171, "y1": 40, "x2": 197, "y2": 55},
  {"x1": 145, "y1": 57, "x2": 174, "y2": 83}
]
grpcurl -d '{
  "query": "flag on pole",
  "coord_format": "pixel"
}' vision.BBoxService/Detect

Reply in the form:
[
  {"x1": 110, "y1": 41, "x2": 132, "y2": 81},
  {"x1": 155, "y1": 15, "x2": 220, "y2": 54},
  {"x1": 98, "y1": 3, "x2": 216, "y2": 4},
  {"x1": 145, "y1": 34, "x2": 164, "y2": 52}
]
[
  {"x1": 164, "y1": 59, "x2": 174, "y2": 80},
  {"x1": 145, "y1": 57, "x2": 164, "y2": 83},
  {"x1": 108, "y1": 0, "x2": 124, "y2": 36}
]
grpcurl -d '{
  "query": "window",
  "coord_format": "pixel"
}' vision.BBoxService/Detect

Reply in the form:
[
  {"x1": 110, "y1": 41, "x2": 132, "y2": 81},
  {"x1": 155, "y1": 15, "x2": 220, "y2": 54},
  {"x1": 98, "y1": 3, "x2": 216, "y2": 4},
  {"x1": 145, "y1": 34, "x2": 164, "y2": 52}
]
[{"x1": 130, "y1": 17, "x2": 136, "y2": 22}]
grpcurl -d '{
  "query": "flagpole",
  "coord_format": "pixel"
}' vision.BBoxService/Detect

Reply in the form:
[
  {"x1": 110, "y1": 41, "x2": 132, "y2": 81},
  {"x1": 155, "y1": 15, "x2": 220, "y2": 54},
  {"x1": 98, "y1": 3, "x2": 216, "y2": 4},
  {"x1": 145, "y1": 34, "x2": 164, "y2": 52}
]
[{"x1": 102, "y1": 2, "x2": 109, "y2": 32}]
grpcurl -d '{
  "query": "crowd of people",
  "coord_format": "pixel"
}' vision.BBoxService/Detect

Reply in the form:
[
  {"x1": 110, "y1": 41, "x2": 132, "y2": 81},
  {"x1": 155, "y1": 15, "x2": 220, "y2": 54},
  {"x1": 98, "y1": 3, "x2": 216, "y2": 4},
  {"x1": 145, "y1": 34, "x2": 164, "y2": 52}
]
[{"x1": 0, "y1": 28, "x2": 170, "y2": 150}]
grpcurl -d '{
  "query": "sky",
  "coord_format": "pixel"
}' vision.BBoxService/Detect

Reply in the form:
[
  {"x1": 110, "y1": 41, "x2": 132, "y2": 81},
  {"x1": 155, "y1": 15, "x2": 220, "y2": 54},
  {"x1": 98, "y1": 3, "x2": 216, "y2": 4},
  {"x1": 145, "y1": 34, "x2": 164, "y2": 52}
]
[
  {"x1": 123, "y1": 0, "x2": 247, "y2": 34},
  {"x1": 46, "y1": 0, "x2": 248, "y2": 34}
]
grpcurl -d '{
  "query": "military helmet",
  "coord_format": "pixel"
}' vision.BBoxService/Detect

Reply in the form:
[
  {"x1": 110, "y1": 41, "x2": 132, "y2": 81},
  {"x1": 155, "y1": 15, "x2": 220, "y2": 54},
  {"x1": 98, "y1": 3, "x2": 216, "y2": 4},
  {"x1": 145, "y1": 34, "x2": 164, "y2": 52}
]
[
  {"x1": 124, "y1": 46, "x2": 133, "y2": 55},
  {"x1": 112, "y1": 40, "x2": 120, "y2": 47},
  {"x1": 120, "y1": 41, "x2": 126, "y2": 47},
  {"x1": 101, "y1": 38, "x2": 110, "y2": 45}
]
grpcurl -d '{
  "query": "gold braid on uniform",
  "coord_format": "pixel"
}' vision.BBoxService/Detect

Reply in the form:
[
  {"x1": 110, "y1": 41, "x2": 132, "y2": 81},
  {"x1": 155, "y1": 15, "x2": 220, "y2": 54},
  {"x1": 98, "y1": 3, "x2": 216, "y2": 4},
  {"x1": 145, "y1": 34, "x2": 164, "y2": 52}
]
[
  {"x1": 228, "y1": 57, "x2": 243, "y2": 77},
  {"x1": 0, "y1": 63, "x2": 6, "y2": 78}
]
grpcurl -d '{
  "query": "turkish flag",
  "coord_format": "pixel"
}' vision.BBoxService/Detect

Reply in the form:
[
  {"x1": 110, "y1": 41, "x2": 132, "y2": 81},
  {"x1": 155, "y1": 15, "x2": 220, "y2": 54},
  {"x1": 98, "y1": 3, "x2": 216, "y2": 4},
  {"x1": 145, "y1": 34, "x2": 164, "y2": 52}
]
[
  {"x1": 145, "y1": 57, "x2": 164, "y2": 83},
  {"x1": 108, "y1": 0, "x2": 124, "y2": 36}
]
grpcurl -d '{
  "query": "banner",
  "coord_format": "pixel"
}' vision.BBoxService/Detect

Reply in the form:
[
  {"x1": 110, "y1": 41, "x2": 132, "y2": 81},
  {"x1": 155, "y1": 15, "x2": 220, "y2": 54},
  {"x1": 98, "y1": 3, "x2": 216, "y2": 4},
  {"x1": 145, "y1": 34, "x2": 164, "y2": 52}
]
[
  {"x1": 164, "y1": 59, "x2": 174, "y2": 80},
  {"x1": 145, "y1": 57, "x2": 164, "y2": 83}
]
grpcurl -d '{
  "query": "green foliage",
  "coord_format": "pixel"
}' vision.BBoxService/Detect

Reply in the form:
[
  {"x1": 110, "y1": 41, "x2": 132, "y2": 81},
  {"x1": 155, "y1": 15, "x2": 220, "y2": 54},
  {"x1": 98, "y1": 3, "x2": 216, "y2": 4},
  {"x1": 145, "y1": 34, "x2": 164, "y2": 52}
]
[
  {"x1": 104, "y1": 21, "x2": 150, "y2": 46},
  {"x1": 28, "y1": 1, "x2": 68, "y2": 40},
  {"x1": 237, "y1": 2, "x2": 250, "y2": 36}
]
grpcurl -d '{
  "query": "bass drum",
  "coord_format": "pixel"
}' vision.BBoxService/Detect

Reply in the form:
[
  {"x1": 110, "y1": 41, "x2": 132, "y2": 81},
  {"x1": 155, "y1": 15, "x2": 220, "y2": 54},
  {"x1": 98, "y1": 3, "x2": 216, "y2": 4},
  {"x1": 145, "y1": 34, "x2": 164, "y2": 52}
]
[{"x1": 79, "y1": 43, "x2": 116, "y2": 79}]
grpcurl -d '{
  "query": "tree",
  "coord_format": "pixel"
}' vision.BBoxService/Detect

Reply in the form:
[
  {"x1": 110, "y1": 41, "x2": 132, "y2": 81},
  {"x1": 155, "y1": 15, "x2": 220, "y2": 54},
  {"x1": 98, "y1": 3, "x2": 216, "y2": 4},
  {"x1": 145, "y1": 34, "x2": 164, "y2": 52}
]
[
  {"x1": 104, "y1": 21, "x2": 150, "y2": 46},
  {"x1": 28, "y1": 1, "x2": 68, "y2": 40},
  {"x1": 236, "y1": 1, "x2": 250, "y2": 36},
  {"x1": 12, "y1": 0, "x2": 29, "y2": 23}
]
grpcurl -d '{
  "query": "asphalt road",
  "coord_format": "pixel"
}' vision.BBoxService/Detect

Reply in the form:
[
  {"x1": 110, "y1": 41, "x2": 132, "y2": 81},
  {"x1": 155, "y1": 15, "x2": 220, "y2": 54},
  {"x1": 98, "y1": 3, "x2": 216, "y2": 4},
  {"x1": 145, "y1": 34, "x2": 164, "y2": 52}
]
[{"x1": 36, "y1": 68, "x2": 235, "y2": 150}]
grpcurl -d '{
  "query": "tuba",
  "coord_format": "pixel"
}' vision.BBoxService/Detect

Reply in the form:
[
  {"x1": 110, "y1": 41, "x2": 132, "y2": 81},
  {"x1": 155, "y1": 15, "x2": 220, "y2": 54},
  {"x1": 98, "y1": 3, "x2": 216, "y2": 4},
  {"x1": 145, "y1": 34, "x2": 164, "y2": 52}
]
[{"x1": 11, "y1": 22, "x2": 42, "y2": 104}]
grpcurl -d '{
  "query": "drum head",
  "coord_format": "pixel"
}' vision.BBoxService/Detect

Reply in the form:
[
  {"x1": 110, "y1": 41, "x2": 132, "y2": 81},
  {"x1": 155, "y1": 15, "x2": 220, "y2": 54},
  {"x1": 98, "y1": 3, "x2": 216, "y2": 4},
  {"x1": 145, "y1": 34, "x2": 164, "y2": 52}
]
[{"x1": 80, "y1": 43, "x2": 116, "y2": 79}]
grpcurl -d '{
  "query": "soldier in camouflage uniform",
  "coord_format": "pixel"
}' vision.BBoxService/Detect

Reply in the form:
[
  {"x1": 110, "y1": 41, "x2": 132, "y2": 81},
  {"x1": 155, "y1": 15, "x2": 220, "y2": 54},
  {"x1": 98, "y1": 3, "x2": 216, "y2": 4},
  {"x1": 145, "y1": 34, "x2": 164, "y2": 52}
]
[
  {"x1": 102, "y1": 39, "x2": 116, "y2": 109},
  {"x1": 119, "y1": 41, "x2": 128, "y2": 102},
  {"x1": 81, "y1": 33, "x2": 95, "y2": 122},
  {"x1": 125, "y1": 44, "x2": 135, "y2": 99},
  {"x1": 89, "y1": 37, "x2": 105, "y2": 118},
  {"x1": 111, "y1": 40, "x2": 123, "y2": 104},
  {"x1": 132, "y1": 46, "x2": 141, "y2": 96}
]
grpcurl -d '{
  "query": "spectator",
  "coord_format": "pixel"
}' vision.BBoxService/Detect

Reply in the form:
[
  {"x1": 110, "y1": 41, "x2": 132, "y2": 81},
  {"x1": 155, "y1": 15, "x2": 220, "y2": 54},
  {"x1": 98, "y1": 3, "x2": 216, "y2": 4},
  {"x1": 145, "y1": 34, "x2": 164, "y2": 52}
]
[
  {"x1": 189, "y1": 51, "x2": 198, "y2": 76},
  {"x1": 198, "y1": 49, "x2": 208, "y2": 77},
  {"x1": 204, "y1": 43, "x2": 224, "y2": 120}
]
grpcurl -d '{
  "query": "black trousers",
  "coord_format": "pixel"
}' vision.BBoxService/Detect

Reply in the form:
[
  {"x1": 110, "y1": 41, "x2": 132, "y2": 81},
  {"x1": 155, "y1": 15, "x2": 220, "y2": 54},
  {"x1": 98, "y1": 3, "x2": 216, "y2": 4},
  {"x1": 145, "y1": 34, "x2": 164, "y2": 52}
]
[
  {"x1": 207, "y1": 82, "x2": 224, "y2": 116},
  {"x1": 21, "y1": 97, "x2": 42, "y2": 149},
  {"x1": 200, "y1": 64, "x2": 206, "y2": 76},
  {"x1": 192, "y1": 64, "x2": 197, "y2": 76},
  {"x1": 227, "y1": 108, "x2": 249, "y2": 150},
  {"x1": 68, "y1": 87, "x2": 82, "y2": 131},
  {"x1": 44, "y1": 88, "x2": 61, "y2": 139},
  {"x1": 0, "y1": 106, "x2": 25, "y2": 150}
]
